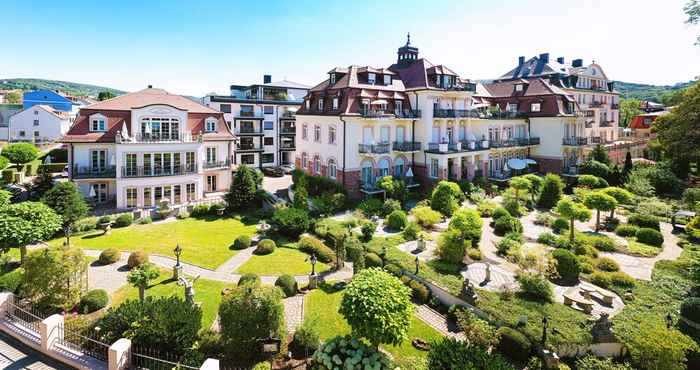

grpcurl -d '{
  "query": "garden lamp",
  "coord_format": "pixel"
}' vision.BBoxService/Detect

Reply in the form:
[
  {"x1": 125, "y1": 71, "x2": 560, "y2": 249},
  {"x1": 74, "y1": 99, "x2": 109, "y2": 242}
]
[
  {"x1": 414, "y1": 256, "x2": 420, "y2": 274},
  {"x1": 310, "y1": 253, "x2": 317, "y2": 276},
  {"x1": 541, "y1": 316, "x2": 549, "y2": 347},
  {"x1": 174, "y1": 244, "x2": 182, "y2": 267}
]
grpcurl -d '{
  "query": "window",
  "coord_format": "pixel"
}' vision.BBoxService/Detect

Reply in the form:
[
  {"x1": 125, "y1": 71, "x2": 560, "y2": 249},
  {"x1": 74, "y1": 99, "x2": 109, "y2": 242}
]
[
  {"x1": 264, "y1": 137, "x2": 273, "y2": 146},
  {"x1": 530, "y1": 103, "x2": 541, "y2": 112},
  {"x1": 186, "y1": 152, "x2": 195, "y2": 171},
  {"x1": 318, "y1": 98, "x2": 324, "y2": 111},
  {"x1": 264, "y1": 106, "x2": 274, "y2": 114},
  {"x1": 383, "y1": 75, "x2": 391, "y2": 85},
  {"x1": 301, "y1": 152, "x2": 308, "y2": 168},
  {"x1": 19, "y1": 130, "x2": 25, "y2": 137},
  {"x1": 186, "y1": 183, "x2": 196, "y2": 201},
  {"x1": 313, "y1": 156, "x2": 321, "y2": 174},
  {"x1": 220, "y1": 104, "x2": 231, "y2": 113},
  {"x1": 328, "y1": 126, "x2": 336, "y2": 144},
  {"x1": 506, "y1": 103, "x2": 518, "y2": 112},
  {"x1": 34, "y1": 110, "x2": 39, "y2": 115},
  {"x1": 34, "y1": 131, "x2": 40, "y2": 137},
  {"x1": 173, "y1": 185, "x2": 181, "y2": 204},
  {"x1": 90, "y1": 149, "x2": 107, "y2": 171},
  {"x1": 314, "y1": 125, "x2": 321, "y2": 142},
  {"x1": 240, "y1": 105, "x2": 254, "y2": 116},
  {"x1": 263, "y1": 121, "x2": 274, "y2": 130},
  {"x1": 125, "y1": 153, "x2": 137, "y2": 176},
  {"x1": 126, "y1": 188, "x2": 137, "y2": 208},
  {"x1": 144, "y1": 188, "x2": 152, "y2": 207},
  {"x1": 205, "y1": 118, "x2": 217, "y2": 132},
  {"x1": 395, "y1": 100, "x2": 403, "y2": 112},
  {"x1": 328, "y1": 159, "x2": 337, "y2": 179},
  {"x1": 332, "y1": 98, "x2": 339, "y2": 110},
  {"x1": 515, "y1": 84, "x2": 524, "y2": 92},
  {"x1": 368, "y1": 73, "x2": 376, "y2": 84},
  {"x1": 92, "y1": 183, "x2": 108, "y2": 203},
  {"x1": 241, "y1": 154, "x2": 255, "y2": 165},
  {"x1": 206, "y1": 147, "x2": 217, "y2": 163},
  {"x1": 33, "y1": 119, "x2": 39, "y2": 126},
  {"x1": 305, "y1": 100, "x2": 310, "y2": 110},
  {"x1": 262, "y1": 153, "x2": 274, "y2": 163},
  {"x1": 140, "y1": 117, "x2": 179, "y2": 140},
  {"x1": 430, "y1": 159, "x2": 439, "y2": 178},
  {"x1": 302, "y1": 123, "x2": 308, "y2": 140},
  {"x1": 207, "y1": 175, "x2": 217, "y2": 192},
  {"x1": 90, "y1": 118, "x2": 106, "y2": 131}
]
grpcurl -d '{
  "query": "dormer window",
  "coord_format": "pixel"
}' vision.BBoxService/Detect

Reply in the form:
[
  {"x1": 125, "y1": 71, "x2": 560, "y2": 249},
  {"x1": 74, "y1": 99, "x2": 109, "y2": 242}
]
[
  {"x1": 90, "y1": 115, "x2": 106, "y2": 132},
  {"x1": 318, "y1": 98, "x2": 324, "y2": 111},
  {"x1": 205, "y1": 118, "x2": 217, "y2": 132},
  {"x1": 332, "y1": 97, "x2": 339, "y2": 110},
  {"x1": 515, "y1": 84, "x2": 524, "y2": 92},
  {"x1": 305, "y1": 100, "x2": 310, "y2": 110},
  {"x1": 507, "y1": 103, "x2": 518, "y2": 112},
  {"x1": 368, "y1": 73, "x2": 376, "y2": 85},
  {"x1": 383, "y1": 75, "x2": 391, "y2": 85},
  {"x1": 530, "y1": 103, "x2": 541, "y2": 112},
  {"x1": 330, "y1": 73, "x2": 336, "y2": 84}
]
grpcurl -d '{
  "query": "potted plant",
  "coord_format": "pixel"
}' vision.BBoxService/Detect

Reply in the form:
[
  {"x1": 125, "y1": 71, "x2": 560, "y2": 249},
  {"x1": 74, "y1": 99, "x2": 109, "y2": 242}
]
[
  {"x1": 98, "y1": 215, "x2": 112, "y2": 234},
  {"x1": 157, "y1": 200, "x2": 172, "y2": 219},
  {"x1": 211, "y1": 203, "x2": 226, "y2": 216}
]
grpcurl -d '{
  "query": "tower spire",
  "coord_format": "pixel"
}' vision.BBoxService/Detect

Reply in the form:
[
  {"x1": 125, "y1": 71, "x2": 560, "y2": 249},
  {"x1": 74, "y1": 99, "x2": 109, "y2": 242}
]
[{"x1": 406, "y1": 32, "x2": 411, "y2": 46}]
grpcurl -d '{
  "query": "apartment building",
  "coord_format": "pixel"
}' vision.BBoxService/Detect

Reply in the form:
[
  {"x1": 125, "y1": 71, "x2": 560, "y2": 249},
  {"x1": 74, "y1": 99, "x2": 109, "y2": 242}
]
[
  {"x1": 203, "y1": 76, "x2": 310, "y2": 168},
  {"x1": 294, "y1": 36, "x2": 588, "y2": 198},
  {"x1": 62, "y1": 87, "x2": 235, "y2": 209},
  {"x1": 8, "y1": 104, "x2": 71, "y2": 143}
]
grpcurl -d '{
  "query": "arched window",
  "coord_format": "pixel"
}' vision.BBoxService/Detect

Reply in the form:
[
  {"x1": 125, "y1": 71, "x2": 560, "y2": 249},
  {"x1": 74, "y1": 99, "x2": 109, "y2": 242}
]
[
  {"x1": 394, "y1": 157, "x2": 405, "y2": 178},
  {"x1": 301, "y1": 152, "x2": 308, "y2": 169},
  {"x1": 328, "y1": 159, "x2": 337, "y2": 179},
  {"x1": 313, "y1": 156, "x2": 321, "y2": 174},
  {"x1": 378, "y1": 158, "x2": 390, "y2": 178}
]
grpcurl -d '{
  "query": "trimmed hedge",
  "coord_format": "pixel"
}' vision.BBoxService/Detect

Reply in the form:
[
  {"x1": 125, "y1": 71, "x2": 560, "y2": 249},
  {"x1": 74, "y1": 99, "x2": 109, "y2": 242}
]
[
  {"x1": 127, "y1": 251, "x2": 149, "y2": 269},
  {"x1": 99, "y1": 249, "x2": 121, "y2": 265},
  {"x1": 191, "y1": 204, "x2": 211, "y2": 217},
  {"x1": 627, "y1": 213, "x2": 660, "y2": 231},
  {"x1": 0, "y1": 268, "x2": 24, "y2": 293},
  {"x1": 596, "y1": 257, "x2": 620, "y2": 272},
  {"x1": 114, "y1": 213, "x2": 133, "y2": 228},
  {"x1": 238, "y1": 273, "x2": 261, "y2": 287},
  {"x1": 274, "y1": 274, "x2": 298, "y2": 297},
  {"x1": 615, "y1": 225, "x2": 638, "y2": 237},
  {"x1": 497, "y1": 327, "x2": 532, "y2": 363},
  {"x1": 386, "y1": 210, "x2": 408, "y2": 231},
  {"x1": 552, "y1": 249, "x2": 580, "y2": 282},
  {"x1": 255, "y1": 239, "x2": 276, "y2": 255},
  {"x1": 298, "y1": 235, "x2": 336, "y2": 263},
  {"x1": 635, "y1": 227, "x2": 664, "y2": 247},
  {"x1": 681, "y1": 297, "x2": 700, "y2": 324},
  {"x1": 78, "y1": 289, "x2": 108, "y2": 313},
  {"x1": 408, "y1": 280, "x2": 430, "y2": 304},
  {"x1": 233, "y1": 235, "x2": 252, "y2": 250},
  {"x1": 365, "y1": 252, "x2": 383, "y2": 268}
]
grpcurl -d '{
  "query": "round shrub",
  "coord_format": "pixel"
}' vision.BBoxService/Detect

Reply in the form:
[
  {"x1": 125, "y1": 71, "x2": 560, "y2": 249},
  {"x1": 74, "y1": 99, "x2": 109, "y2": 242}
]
[
  {"x1": 552, "y1": 249, "x2": 580, "y2": 282},
  {"x1": 627, "y1": 213, "x2": 660, "y2": 230},
  {"x1": 496, "y1": 238, "x2": 520, "y2": 255},
  {"x1": 99, "y1": 248, "x2": 121, "y2": 265},
  {"x1": 365, "y1": 252, "x2": 383, "y2": 268},
  {"x1": 292, "y1": 318, "x2": 321, "y2": 354},
  {"x1": 233, "y1": 235, "x2": 252, "y2": 250},
  {"x1": 590, "y1": 271, "x2": 612, "y2": 288},
  {"x1": 537, "y1": 232, "x2": 557, "y2": 246},
  {"x1": 361, "y1": 220, "x2": 376, "y2": 241},
  {"x1": 467, "y1": 248, "x2": 482, "y2": 260},
  {"x1": 497, "y1": 326, "x2": 532, "y2": 363},
  {"x1": 386, "y1": 210, "x2": 408, "y2": 231},
  {"x1": 408, "y1": 279, "x2": 431, "y2": 304},
  {"x1": 98, "y1": 215, "x2": 112, "y2": 225},
  {"x1": 114, "y1": 213, "x2": 133, "y2": 228},
  {"x1": 593, "y1": 238, "x2": 616, "y2": 252},
  {"x1": 477, "y1": 201, "x2": 497, "y2": 217},
  {"x1": 437, "y1": 228, "x2": 469, "y2": 263},
  {"x1": 503, "y1": 198, "x2": 524, "y2": 217},
  {"x1": 254, "y1": 239, "x2": 276, "y2": 255},
  {"x1": 298, "y1": 235, "x2": 336, "y2": 263},
  {"x1": 382, "y1": 199, "x2": 401, "y2": 217},
  {"x1": 127, "y1": 251, "x2": 149, "y2": 269},
  {"x1": 412, "y1": 206, "x2": 442, "y2": 228},
  {"x1": 492, "y1": 206, "x2": 511, "y2": 220},
  {"x1": 636, "y1": 227, "x2": 664, "y2": 247},
  {"x1": 580, "y1": 262, "x2": 594, "y2": 274},
  {"x1": 402, "y1": 221, "x2": 419, "y2": 240},
  {"x1": 238, "y1": 273, "x2": 261, "y2": 287},
  {"x1": 2, "y1": 143, "x2": 39, "y2": 164},
  {"x1": 681, "y1": 297, "x2": 700, "y2": 324},
  {"x1": 552, "y1": 217, "x2": 569, "y2": 234},
  {"x1": 191, "y1": 204, "x2": 210, "y2": 217},
  {"x1": 271, "y1": 207, "x2": 311, "y2": 238},
  {"x1": 312, "y1": 335, "x2": 393, "y2": 370},
  {"x1": 615, "y1": 224, "x2": 638, "y2": 237},
  {"x1": 138, "y1": 216, "x2": 152, "y2": 224},
  {"x1": 517, "y1": 273, "x2": 553, "y2": 301},
  {"x1": 609, "y1": 271, "x2": 635, "y2": 288},
  {"x1": 78, "y1": 289, "x2": 108, "y2": 313},
  {"x1": 493, "y1": 215, "x2": 522, "y2": 236},
  {"x1": 274, "y1": 274, "x2": 298, "y2": 297},
  {"x1": 596, "y1": 257, "x2": 620, "y2": 272}
]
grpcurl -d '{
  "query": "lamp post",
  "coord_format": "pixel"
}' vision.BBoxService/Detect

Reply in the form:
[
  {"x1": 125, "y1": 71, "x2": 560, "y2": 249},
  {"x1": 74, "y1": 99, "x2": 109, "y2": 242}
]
[
  {"x1": 666, "y1": 313, "x2": 674, "y2": 329},
  {"x1": 308, "y1": 253, "x2": 318, "y2": 290},
  {"x1": 173, "y1": 244, "x2": 183, "y2": 279},
  {"x1": 414, "y1": 256, "x2": 420, "y2": 275},
  {"x1": 64, "y1": 226, "x2": 72, "y2": 246},
  {"x1": 541, "y1": 316, "x2": 549, "y2": 347}
]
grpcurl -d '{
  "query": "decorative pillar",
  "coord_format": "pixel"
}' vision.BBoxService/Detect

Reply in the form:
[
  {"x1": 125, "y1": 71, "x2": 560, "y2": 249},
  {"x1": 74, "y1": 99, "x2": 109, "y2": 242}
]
[
  {"x1": 0, "y1": 293, "x2": 12, "y2": 318},
  {"x1": 39, "y1": 314, "x2": 64, "y2": 352},
  {"x1": 108, "y1": 338, "x2": 132, "y2": 370},
  {"x1": 453, "y1": 159, "x2": 461, "y2": 180}
]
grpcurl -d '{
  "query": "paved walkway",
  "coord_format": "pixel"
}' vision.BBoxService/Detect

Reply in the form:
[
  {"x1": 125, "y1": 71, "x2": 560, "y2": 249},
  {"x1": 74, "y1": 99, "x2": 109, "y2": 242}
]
[
  {"x1": 86, "y1": 257, "x2": 129, "y2": 294},
  {"x1": 461, "y1": 262, "x2": 518, "y2": 292},
  {"x1": 413, "y1": 304, "x2": 463, "y2": 339},
  {"x1": 0, "y1": 331, "x2": 71, "y2": 370},
  {"x1": 214, "y1": 246, "x2": 256, "y2": 273},
  {"x1": 283, "y1": 295, "x2": 305, "y2": 333}
]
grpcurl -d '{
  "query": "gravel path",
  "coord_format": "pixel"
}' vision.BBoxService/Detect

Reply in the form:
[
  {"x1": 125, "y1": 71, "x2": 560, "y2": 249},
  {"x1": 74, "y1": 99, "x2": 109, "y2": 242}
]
[{"x1": 283, "y1": 295, "x2": 305, "y2": 333}]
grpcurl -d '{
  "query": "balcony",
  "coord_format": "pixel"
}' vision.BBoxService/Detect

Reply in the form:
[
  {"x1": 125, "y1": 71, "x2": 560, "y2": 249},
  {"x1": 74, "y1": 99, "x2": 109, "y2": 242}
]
[
  {"x1": 359, "y1": 143, "x2": 391, "y2": 154},
  {"x1": 237, "y1": 143, "x2": 264, "y2": 152},
  {"x1": 280, "y1": 111, "x2": 296, "y2": 119},
  {"x1": 599, "y1": 120, "x2": 613, "y2": 127},
  {"x1": 393, "y1": 109, "x2": 421, "y2": 119},
  {"x1": 611, "y1": 103, "x2": 619, "y2": 110},
  {"x1": 280, "y1": 141, "x2": 296, "y2": 151},
  {"x1": 235, "y1": 127, "x2": 264, "y2": 136},
  {"x1": 562, "y1": 137, "x2": 588, "y2": 146},
  {"x1": 490, "y1": 137, "x2": 540, "y2": 148},
  {"x1": 589, "y1": 101, "x2": 604, "y2": 108},
  {"x1": 121, "y1": 165, "x2": 198, "y2": 178},
  {"x1": 392, "y1": 141, "x2": 421, "y2": 152},
  {"x1": 433, "y1": 109, "x2": 528, "y2": 120},
  {"x1": 72, "y1": 165, "x2": 116, "y2": 179},
  {"x1": 280, "y1": 126, "x2": 296, "y2": 134},
  {"x1": 426, "y1": 142, "x2": 460, "y2": 153},
  {"x1": 203, "y1": 160, "x2": 231, "y2": 170},
  {"x1": 116, "y1": 132, "x2": 200, "y2": 144},
  {"x1": 461, "y1": 140, "x2": 490, "y2": 151},
  {"x1": 590, "y1": 137, "x2": 602, "y2": 144},
  {"x1": 235, "y1": 111, "x2": 264, "y2": 119}
]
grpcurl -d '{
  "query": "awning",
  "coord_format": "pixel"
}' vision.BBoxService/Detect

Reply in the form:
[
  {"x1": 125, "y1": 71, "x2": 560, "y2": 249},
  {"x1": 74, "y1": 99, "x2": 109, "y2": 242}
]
[
  {"x1": 525, "y1": 159, "x2": 537, "y2": 165},
  {"x1": 371, "y1": 100, "x2": 388, "y2": 105},
  {"x1": 507, "y1": 158, "x2": 527, "y2": 170}
]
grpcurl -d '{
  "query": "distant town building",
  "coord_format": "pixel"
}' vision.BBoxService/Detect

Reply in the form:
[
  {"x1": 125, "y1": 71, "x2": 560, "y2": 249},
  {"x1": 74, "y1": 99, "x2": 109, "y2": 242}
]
[
  {"x1": 8, "y1": 104, "x2": 71, "y2": 143},
  {"x1": 22, "y1": 90, "x2": 76, "y2": 112},
  {"x1": 0, "y1": 104, "x2": 22, "y2": 141}
]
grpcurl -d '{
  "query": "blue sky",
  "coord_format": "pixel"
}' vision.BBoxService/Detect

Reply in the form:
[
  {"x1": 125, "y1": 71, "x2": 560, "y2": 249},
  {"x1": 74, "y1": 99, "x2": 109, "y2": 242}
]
[{"x1": 3, "y1": 0, "x2": 699, "y2": 96}]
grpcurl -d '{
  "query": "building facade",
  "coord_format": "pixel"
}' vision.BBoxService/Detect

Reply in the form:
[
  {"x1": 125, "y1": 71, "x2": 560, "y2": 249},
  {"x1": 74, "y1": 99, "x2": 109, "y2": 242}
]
[
  {"x1": 8, "y1": 104, "x2": 71, "y2": 143},
  {"x1": 202, "y1": 76, "x2": 310, "y2": 168},
  {"x1": 62, "y1": 87, "x2": 235, "y2": 209},
  {"x1": 22, "y1": 90, "x2": 76, "y2": 112},
  {"x1": 0, "y1": 104, "x2": 22, "y2": 141}
]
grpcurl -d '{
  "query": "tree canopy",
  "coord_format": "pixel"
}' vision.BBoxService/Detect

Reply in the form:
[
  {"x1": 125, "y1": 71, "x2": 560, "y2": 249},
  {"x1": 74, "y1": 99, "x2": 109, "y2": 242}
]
[
  {"x1": 584, "y1": 192, "x2": 618, "y2": 232},
  {"x1": 225, "y1": 165, "x2": 259, "y2": 210},
  {"x1": 41, "y1": 182, "x2": 89, "y2": 228},
  {"x1": 23, "y1": 246, "x2": 86, "y2": 311},
  {"x1": 619, "y1": 99, "x2": 643, "y2": 127},
  {"x1": 0, "y1": 201, "x2": 62, "y2": 262},
  {"x1": 653, "y1": 81, "x2": 700, "y2": 165},
  {"x1": 2, "y1": 143, "x2": 39, "y2": 164},
  {"x1": 556, "y1": 198, "x2": 591, "y2": 241},
  {"x1": 97, "y1": 91, "x2": 116, "y2": 101}
]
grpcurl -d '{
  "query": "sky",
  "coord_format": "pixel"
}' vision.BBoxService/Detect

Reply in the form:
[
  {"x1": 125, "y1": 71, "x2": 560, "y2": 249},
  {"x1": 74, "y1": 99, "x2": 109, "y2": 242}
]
[{"x1": 2, "y1": 0, "x2": 699, "y2": 96}]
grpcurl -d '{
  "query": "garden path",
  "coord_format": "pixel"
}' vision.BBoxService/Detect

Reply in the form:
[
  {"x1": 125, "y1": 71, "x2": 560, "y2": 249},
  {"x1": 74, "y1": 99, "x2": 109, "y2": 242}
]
[
  {"x1": 86, "y1": 256, "x2": 130, "y2": 294},
  {"x1": 396, "y1": 240, "x2": 437, "y2": 261},
  {"x1": 283, "y1": 294, "x2": 305, "y2": 333},
  {"x1": 413, "y1": 304, "x2": 464, "y2": 339},
  {"x1": 460, "y1": 262, "x2": 518, "y2": 292},
  {"x1": 214, "y1": 246, "x2": 256, "y2": 273}
]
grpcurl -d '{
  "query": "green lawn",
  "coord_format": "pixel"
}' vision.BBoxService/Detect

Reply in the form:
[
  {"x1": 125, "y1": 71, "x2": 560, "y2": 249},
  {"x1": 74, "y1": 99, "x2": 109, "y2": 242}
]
[
  {"x1": 236, "y1": 246, "x2": 329, "y2": 276},
  {"x1": 624, "y1": 239, "x2": 662, "y2": 257},
  {"x1": 111, "y1": 269, "x2": 234, "y2": 330},
  {"x1": 303, "y1": 285, "x2": 443, "y2": 362},
  {"x1": 48, "y1": 216, "x2": 257, "y2": 269}
]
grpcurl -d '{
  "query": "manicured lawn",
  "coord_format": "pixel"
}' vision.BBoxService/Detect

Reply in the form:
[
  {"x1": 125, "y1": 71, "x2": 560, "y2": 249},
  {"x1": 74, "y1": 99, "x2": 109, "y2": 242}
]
[
  {"x1": 110, "y1": 268, "x2": 234, "y2": 330},
  {"x1": 304, "y1": 285, "x2": 443, "y2": 362},
  {"x1": 236, "y1": 246, "x2": 329, "y2": 276},
  {"x1": 48, "y1": 216, "x2": 257, "y2": 269},
  {"x1": 624, "y1": 239, "x2": 661, "y2": 257}
]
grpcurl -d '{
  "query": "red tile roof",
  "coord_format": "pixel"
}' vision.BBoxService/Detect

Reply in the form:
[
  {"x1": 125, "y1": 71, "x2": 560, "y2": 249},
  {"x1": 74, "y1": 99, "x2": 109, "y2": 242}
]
[{"x1": 85, "y1": 88, "x2": 219, "y2": 113}]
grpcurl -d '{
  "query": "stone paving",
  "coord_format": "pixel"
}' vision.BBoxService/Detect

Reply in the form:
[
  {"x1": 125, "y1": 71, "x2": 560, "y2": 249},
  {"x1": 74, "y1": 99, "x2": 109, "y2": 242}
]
[
  {"x1": 214, "y1": 246, "x2": 256, "y2": 273},
  {"x1": 283, "y1": 294, "x2": 305, "y2": 333},
  {"x1": 461, "y1": 262, "x2": 518, "y2": 292},
  {"x1": 413, "y1": 304, "x2": 464, "y2": 339},
  {"x1": 396, "y1": 240, "x2": 437, "y2": 262},
  {"x1": 86, "y1": 257, "x2": 129, "y2": 294},
  {"x1": 0, "y1": 331, "x2": 70, "y2": 370}
]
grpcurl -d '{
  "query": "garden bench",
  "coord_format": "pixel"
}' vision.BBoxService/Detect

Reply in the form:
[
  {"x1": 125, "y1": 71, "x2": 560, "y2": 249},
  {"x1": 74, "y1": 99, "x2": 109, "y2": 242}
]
[
  {"x1": 563, "y1": 289, "x2": 594, "y2": 314},
  {"x1": 581, "y1": 287, "x2": 615, "y2": 305}
]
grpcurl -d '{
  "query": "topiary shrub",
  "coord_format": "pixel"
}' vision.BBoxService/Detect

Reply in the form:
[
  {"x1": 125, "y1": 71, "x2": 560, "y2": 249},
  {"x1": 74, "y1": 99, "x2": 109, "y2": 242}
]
[
  {"x1": 552, "y1": 217, "x2": 569, "y2": 234},
  {"x1": 114, "y1": 213, "x2": 133, "y2": 228},
  {"x1": 361, "y1": 220, "x2": 376, "y2": 241},
  {"x1": 138, "y1": 216, "x2": 152, "y2": 224},
  {"x1": 312, "y1": 335, "x2": 393, "y2": 370},
  {"x1": 298, "y1": 235, "x2": 336, "y2": 263},
  {"x1": 503, "y1": 198, "x2": 524, "y2": 218},
  {"x1": 365, "y1": 252, "x2": 383, "y2": 268},
  {"x1": 254, "y1": 239, "x2": 276, "y2": 255},
  {"x1": 408, "y1": 279, "x2": 430, "y2": 303},
  {"x1": 593, "y1": 237, "x2": 616, "y2": 252},
  {"x1": 99, "y1": 248, "x2": 120, "y2": 265},
  {"x1": 382, "y1": 199, "x2": 401, "y2": 217},
  {"x1": 274, "y1": 274, "x2": 297, "y2": 297},
  {"x1": 78, "y1": 289, "x2": 108, "y2": 313},
  {"x1": 493, "y1": 215, "x2": 522, "y2": 236},
  {"x1": 412, "y1": 206, "x2": 442, "y2": 228},
  {"x1": 552, "y1": 249, "x2": 580, "y2": 282},
  {"x1": 497, "y1": 326, "x2": 532, "y2": 363},
  {"x1": 596, "y1": 257, "x2": 620, "y2": 272},
  {"x1": 98, "y1": 215, "x2": 112, "y2": 225},
  {"x1": 537, "y1": 232, "x2": 557, "y2": 246},
  {"x1": 636, "y1": 227, "x2": 664, "y2": 247},
  {"x1": 0, "y1": 268, "x2": 24, "y2": 293},
  {"x1": 386, "y1": 210, "x2": 408, "y2": 231},
  {"x1": 467, "y1": 248, "x2": 482, "y2": 260},
  {"x1": 627, "y1": 213, "x2": 660, "y2": 231},
  {"x1": 615, "y1": 225, "x2": 638, "y2": 237},
  {"x1": 609, "y1": 271, "x2": 635, "y2": 288},
  {"x1": 271, "y1": 207, "x2": 311, "y2": 238},
  {"x1": 477, "y1": 201, "x2": 498, "y2": 217},
  {"x1": 358, "y1": 198, "x2": 383, "y2": 217},
  {"x1": 384, "y1": 263, "x2": 401, "y2": 276},
  {"x1": 437, "y1": 228, "x2": 469, "y2": 263},
  {"x1": 127, "y1": 251, "x2": 149, "y2": 269},
  {"x1": 2, "y1": 143, "x2": 39, "y2": 164},
  {"x1": 191, "y1": 204, "x2": 210, "y2": 217},
  {"x1": 492, "y1": 206, "x2": 511, "y2": 220},
  {"x1": 233, "y1": 235, "x2": 252, "y2": 250},
  {"x1": 431, "y1": 181, "x2": 461, "y2": 217},
  {"x1": 517, "y1": 273, "x2": 553, "y2": 302},
  {"x1": 402, "y1": 221, "x2": 419, "y2": 240},
  {"x1": 590, "y1": 271, "x2": 612, "y2": 288},
  {"x1": 238, "y1": 273, "x2": 261, "y2": 287}
]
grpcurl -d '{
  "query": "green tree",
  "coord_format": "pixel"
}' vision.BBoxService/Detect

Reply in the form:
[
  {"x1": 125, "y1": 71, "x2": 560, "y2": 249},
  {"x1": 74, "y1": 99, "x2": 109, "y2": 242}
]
[
  {"x1": 538, "y1": 174, "x2": 565, "y2": 209},
  {"x1": 555, "y1": 198, "x2": 591, "y2": 241},
  {"x1": 127, "y1": 263, "x2": 160, "y2": 301},
  {"x1": 339, "y1": 268, "x2": 412, "y2": 347},
  {"x1": 97, "y1": 91, "x2": 116, "y2": 101},
  {"x1": 580, "y1": 159, "x2": 611, "y2": 179},
  {"x1": 23, "y1": 246, "x2": 86, "y2": 311},
  {"x1": 292, "y1": 174, "x2": 308, "y2": 209},
  {"x1": 2, "y1": 143, "x2": 39, "y2": 164},
  {"x1": 623, "y1": 152, "x2": 634, "y2": 178},
  {"x1": 575, "y1": 354, "x2": 634, "y2": 370},
  {"x1": 601, "y1": 187, "x2": 634, "y2": 219},
  {"x1": 590, "y1": 144, "x2": 611, "y2": 166},
  {"x1": 225, "y1": 165, "x2": 258, "y2": 210},
  {"x1": 437, "y1": 228, "x2": 469, "y2": 264},
  {"x1": 0, "y1": 190, "x2": 11, "y2": 210},
  {"x1": 0, "y1": 156, "x2": 9, "y2": 170},
  {"x1": 619, "y1": 99, "x2": 643, "y2": 127},
  {"x1": 0, "y1": 201, "x2": 62, "y2": 263},
  {"x1": 509, "y1": 176, "x2": 531, "y2": 203},
  {"x1": 584, "y1": 192, "x2": 618, "y2": 232},
  {"x1": 448, "y1": 208, "x2": 483, "y2": 244},
  {"x1": 653, "y1": 81, "x2": 700, "y2": 165},
  {"x1": 625, "y1": 322, "x2": 698, "y2": 370},
  {"x1": 4, "y1": 91, "x2": 21, "y2": 104},
  {"x1": 431, "y1": 181, "x2": 462, "y2": 217},
  {"x1": 41, "y1": 182, "x2": 89, "y2": 230}
]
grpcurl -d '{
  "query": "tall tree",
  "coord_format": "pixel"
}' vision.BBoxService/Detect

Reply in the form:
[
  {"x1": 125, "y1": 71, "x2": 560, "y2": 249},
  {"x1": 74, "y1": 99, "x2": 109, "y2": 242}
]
[
  {"x1": 653, "y1": 81, "x2": 700, "y2": 169},
  {"x1": 225, "y1": 165, "x2": 259, "y2": 210},
  {"x1": 555, "y1": 198, "x2": 591, "y2": 241},
  {"x1": 538, "y1": 174, "x2": 565, "y2": 209},
  {"x1": 41, "y1": 181, "x2": 90, "y2": 230},
  {"x1": 2, "y1": 143, "x2": 38, "y2": 165},
  {"x1": 589, "y1": 144, "x2": 611, "y2": 166},
  {"x1": 584, "y1": 192, "x2": 618, "y2": 232},
  {"x1": 619, "y1": 99, "x2": 643, "y2": 127},
  {"x1": 622, "y1": 152, "x2": 634, "y2": 179},
  {"x1": 23, "y1": 246, "x2": 87, "y2": 311},
  {"x1": 4, "y1": 91, "x2": 21, "y2": 104},
  {"x1": 0, "y1": 202, "x2": 62, "y2": 263},
  {"x1": 509, "y1": 176, "x2": 532, "y2": 204},
  {"x1": 97, "y1": 91, "x2": 116, "y2": 101}
]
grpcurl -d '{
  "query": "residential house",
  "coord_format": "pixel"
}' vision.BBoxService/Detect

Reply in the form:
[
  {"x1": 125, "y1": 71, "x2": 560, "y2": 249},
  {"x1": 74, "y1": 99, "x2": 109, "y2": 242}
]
[
  {"x1": 8, "y1": 104, "x2": 71, "y2": 143},
  {"x1": 0, "y1": 104, "x2": 22, "y2": 141}
]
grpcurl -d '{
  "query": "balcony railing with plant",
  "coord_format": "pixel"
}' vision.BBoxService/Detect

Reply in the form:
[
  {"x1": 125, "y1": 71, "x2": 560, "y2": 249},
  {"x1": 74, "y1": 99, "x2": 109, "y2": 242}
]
[
  {"x1": 203, "y1": 160, "x2": 231, "y2": 169},
  {"x1": 116, "y1": 132, "x2": 201, "y2": 144},
  {"x1": 562, "y1": 137, "x2": 589, "y2": 146}
]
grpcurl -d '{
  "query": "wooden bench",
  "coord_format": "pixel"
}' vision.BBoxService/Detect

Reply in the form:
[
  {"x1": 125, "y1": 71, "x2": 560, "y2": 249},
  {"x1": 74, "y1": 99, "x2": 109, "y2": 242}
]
[{"x1": 563, "y1": 289, "x2": 594, "y2": 314}]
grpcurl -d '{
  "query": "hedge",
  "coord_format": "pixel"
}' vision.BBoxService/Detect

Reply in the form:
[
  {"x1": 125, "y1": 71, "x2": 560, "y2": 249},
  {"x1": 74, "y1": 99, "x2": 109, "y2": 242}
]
[
  {"x1": 127, "y1": 251, "x2": 149, "y2": 268},
  {"x1": 298, "y1": 235, "x2": 336, "y2": 263},
  {"x1": 274, "y1": 275, "x2": 298, "y2": 297},
  {"x1": 627, "y1": 213, "x2": 660, "y2": 231},
  {"x1": 255, "y1": 239, "x2": 276, "y2": 255},
  {"x1": 365, "y1": 252, "x2": 383, "y2": 268},
  {"x1": 0, "y1": 268, "x2": 24, "y2": 293},
  {"x1": 636, "y1": 227, "x2": 664, "y2": 247},
  {"x1": 681, "y1": 297, "x2": 700, "y2": 324},
  {"x1": 615, "y1": 225, "x2": 638, "y2": 237},
  {"x1": 99, "y1": 249, "x2": 121, "y2": 265},
  {"x1": 78, "y1": 289, "x2": 109, "y2": 313},
  {"x1": 552, "y1": 249, "x2": 580, "y2": 282},
  {"x1": 408, "y1": 280, "x2": 430, "y2": 304}
]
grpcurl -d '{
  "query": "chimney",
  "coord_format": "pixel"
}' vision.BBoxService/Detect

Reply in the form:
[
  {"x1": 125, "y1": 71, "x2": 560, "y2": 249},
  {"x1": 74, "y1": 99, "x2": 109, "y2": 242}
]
[
  {"x1": 557, "y1": 57, "x2": 565, "y2": 64},
  {"x1": 539, "y1": 53, "x2": 549, "y2": 64},
  {"x1": 572, "y1": 59, "x2": 583, "y2": 67},
  {"x1": 518, "y1": 56, "x2": 525, "y2": 66},
  {"x1": 263, "y1": 75, "x2": 272, "y2": 84},
  {"x1": 148, "y1": 84, "x2": 153, "y2": 89}
]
